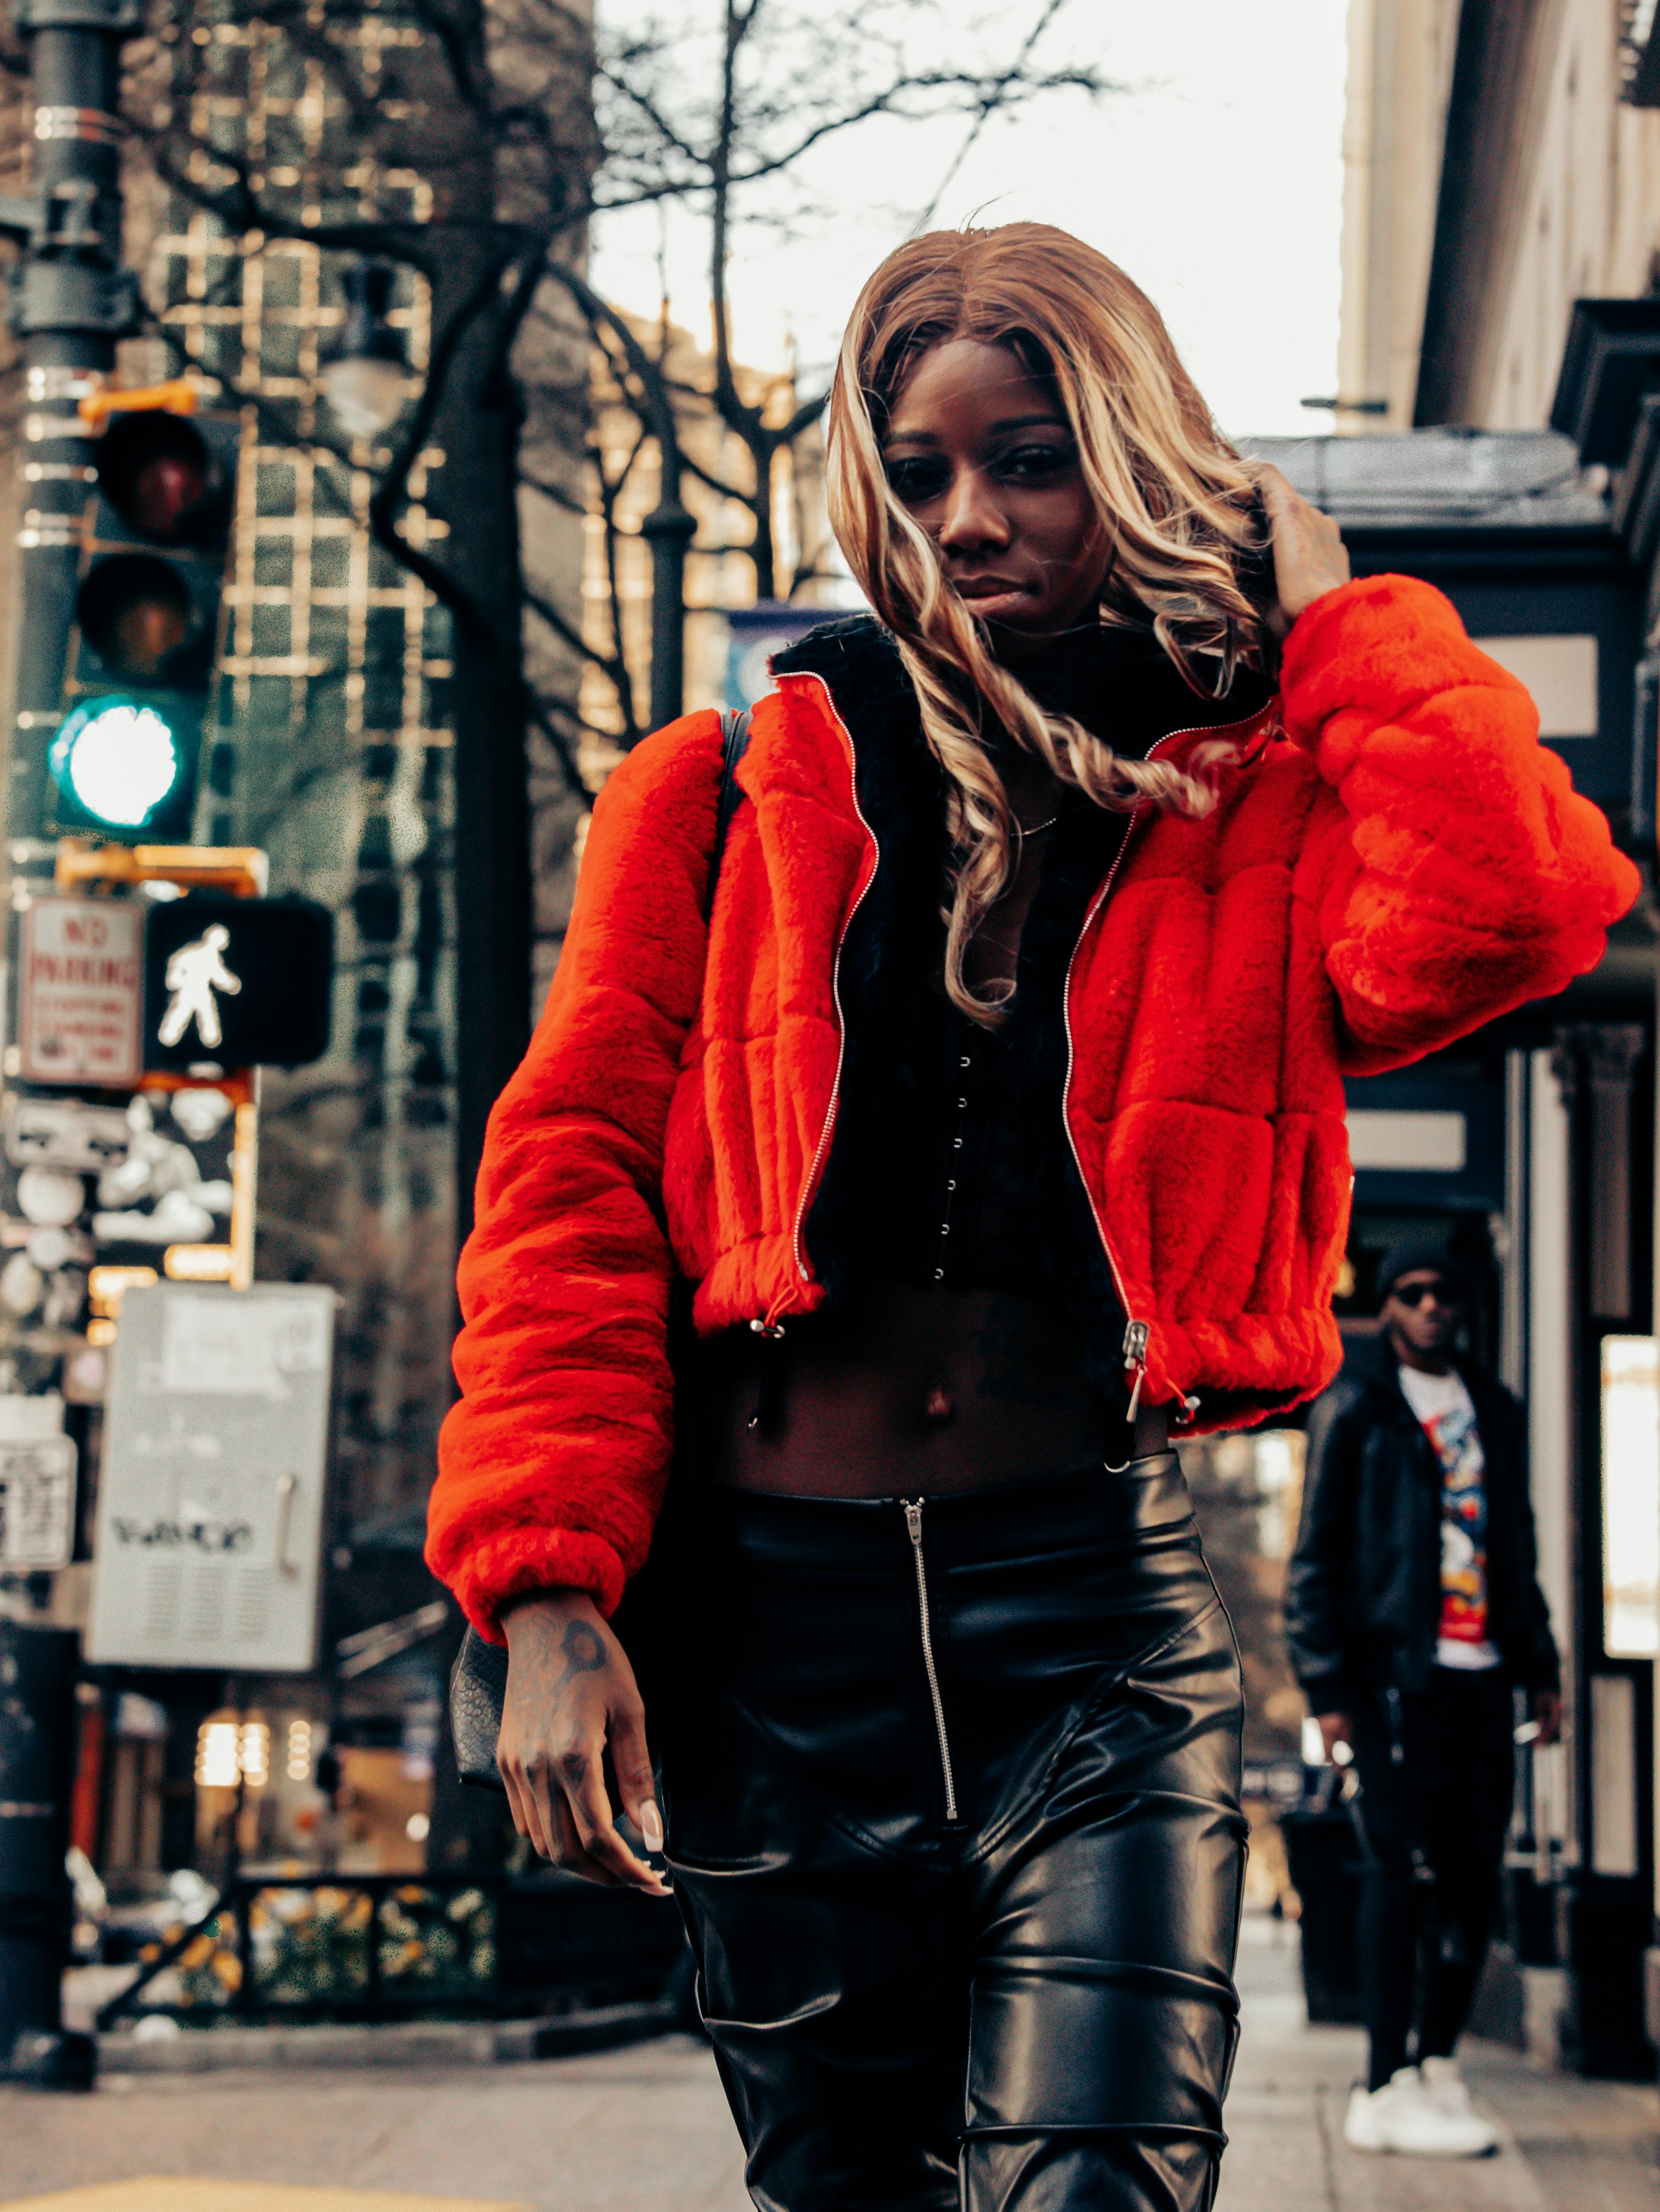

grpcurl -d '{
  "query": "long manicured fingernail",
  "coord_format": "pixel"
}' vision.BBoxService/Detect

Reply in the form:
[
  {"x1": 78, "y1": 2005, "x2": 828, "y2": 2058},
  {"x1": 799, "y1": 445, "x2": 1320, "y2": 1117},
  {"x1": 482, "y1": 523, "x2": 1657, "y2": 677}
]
[{"x1": 640, "y1": 1800, "x2": 664, "y2": 1851}]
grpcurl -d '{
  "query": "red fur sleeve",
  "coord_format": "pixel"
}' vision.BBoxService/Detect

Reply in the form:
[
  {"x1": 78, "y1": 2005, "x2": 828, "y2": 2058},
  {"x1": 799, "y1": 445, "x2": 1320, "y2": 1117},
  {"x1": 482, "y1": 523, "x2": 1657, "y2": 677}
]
[
  {"x1": 425, "y1": 711, "x2": 724, "y2": 1638},
  {"x1": 1281, "y1": 575, "x2": 1640, "y2": 1073}
]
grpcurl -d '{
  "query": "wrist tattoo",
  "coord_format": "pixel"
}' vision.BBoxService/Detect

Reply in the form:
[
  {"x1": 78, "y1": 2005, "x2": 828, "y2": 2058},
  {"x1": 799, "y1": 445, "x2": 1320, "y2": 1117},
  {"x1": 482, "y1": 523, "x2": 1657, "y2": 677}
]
[
  {"x1": 561, "y1": 1618, "x2": 605, "y2": 1678},
  {"x1": 511, "y1": 1608, "x2": 611, "y2": 1702}
]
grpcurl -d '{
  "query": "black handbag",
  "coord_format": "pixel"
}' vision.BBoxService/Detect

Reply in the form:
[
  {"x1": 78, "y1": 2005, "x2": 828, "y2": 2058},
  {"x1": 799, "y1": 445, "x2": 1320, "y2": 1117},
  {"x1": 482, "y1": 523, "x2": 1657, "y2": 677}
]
[{"x1": 450, "y1": 706, "x2": 755, "y2": 1791}]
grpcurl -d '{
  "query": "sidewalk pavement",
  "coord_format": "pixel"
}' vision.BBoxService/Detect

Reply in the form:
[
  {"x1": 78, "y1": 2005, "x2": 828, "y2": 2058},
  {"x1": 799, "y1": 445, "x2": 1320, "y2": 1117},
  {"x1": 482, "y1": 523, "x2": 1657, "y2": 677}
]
[
  {"x1": 1221, "y1": 1917, "x2": 1659, "y2": 2212},
  {"x1": 3, "y1": 1918, "x2": 1655, "y2": 2211}
]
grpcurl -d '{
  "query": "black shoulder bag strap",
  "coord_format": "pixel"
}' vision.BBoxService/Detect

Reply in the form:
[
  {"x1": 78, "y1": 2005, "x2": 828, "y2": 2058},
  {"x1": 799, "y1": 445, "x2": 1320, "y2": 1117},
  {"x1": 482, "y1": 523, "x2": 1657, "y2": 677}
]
[
  {"x1": 451, "y1": 704, "x2": 754, "y2": 1791},
  {"x1": 711, "y1": 705, "x2": 753, "y2": 894}
]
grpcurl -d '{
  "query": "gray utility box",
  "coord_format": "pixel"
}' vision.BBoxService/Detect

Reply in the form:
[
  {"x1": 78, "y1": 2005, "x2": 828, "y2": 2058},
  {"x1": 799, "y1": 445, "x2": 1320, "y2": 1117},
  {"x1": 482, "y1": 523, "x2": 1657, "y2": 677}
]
[{"x1": 87, "y1": 1282, "x2": 337, "y2": 1672}]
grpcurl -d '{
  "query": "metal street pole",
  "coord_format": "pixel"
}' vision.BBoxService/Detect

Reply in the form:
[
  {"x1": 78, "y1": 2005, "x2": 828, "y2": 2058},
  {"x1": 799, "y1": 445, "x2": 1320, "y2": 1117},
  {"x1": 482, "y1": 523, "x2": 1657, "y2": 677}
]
[
  {"x1": 537, "y1": 264, "x2": 694, "y2": 736},
  {"x1": 0, "y1": 0, "x2": 139, "y2": 2092},
  {"x1": 640, "y1": 496, "x2": 696, "y2": 731},
  {"x1": 0, "y1": 1622, "x2": 92, "y2": 2084},
  {"x1": 0, "y1": 0, "x2": 141, "y2": 843}
]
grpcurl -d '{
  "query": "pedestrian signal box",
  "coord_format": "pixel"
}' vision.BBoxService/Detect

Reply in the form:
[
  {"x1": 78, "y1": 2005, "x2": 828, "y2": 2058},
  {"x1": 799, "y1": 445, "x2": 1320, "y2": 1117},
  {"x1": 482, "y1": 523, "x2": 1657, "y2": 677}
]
[
  {"x1": 141, "y1": 893, "x2": 333, "y2": 1074},
  {"x1": 51, "y1": 391, "x2": 240, "y2": 843}
]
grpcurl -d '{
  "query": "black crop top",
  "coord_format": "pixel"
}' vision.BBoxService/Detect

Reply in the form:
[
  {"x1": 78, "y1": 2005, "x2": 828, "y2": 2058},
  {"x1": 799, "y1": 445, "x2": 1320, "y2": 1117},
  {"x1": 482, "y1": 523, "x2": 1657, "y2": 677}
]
[{"x1": 847, "y1": 960, "x2": 1083, "y2": 1301}]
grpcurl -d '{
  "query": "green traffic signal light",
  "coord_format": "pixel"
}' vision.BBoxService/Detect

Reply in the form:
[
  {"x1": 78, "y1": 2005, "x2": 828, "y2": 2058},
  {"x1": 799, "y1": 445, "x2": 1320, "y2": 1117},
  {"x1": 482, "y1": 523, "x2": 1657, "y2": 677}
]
[{"x1": 47, "y1": 694, "x2": 196, "y2": 839}]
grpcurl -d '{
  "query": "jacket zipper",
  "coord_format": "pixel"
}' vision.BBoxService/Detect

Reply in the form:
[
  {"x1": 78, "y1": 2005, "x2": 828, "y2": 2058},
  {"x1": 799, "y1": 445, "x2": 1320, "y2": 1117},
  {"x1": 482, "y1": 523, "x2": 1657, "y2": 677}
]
[
  {"x1": 786, "y1": 673, "x2": 881, "y2": 1291},
  {"x1": 1060, "y1": 706, "x2": 1273, "y2": 1416},
  {"x1": 903, "y1": 1499, "x2": 958, "y2": 1821}
]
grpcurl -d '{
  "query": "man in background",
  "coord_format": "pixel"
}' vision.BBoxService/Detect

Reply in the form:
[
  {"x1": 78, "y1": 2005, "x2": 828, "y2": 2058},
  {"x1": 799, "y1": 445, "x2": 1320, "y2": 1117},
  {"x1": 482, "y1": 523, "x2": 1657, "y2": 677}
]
[{"x1": 1285, "y1": 1241, "x2": 1561, "y2": 2158}]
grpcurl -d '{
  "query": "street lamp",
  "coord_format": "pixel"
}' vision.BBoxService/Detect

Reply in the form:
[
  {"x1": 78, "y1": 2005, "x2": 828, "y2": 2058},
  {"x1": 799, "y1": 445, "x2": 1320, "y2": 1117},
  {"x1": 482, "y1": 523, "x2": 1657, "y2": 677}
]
[
  {"x1": 538, "y1": 263, "x2": 694, "y2": 730},
  {"x1": 321, "y1": 259, "x2": 406, "y2": 441}
]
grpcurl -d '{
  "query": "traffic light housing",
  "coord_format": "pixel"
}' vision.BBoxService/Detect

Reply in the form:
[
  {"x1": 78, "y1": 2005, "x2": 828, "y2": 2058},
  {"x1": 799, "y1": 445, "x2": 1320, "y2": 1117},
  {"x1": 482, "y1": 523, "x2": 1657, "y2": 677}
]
[{"x1": 50, "y1": 394, "x2": 239, "y2": 843}]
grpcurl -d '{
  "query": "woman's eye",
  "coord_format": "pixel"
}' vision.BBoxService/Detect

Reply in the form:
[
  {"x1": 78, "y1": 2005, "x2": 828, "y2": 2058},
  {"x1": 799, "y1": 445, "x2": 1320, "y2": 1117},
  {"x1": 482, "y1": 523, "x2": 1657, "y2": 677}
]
[
  {"x1": 999, "y1": 443, "x2": 1073, "y2": 480},
  {"x1": 884, "y1": 457, "x2": 949, "y2": 504}
]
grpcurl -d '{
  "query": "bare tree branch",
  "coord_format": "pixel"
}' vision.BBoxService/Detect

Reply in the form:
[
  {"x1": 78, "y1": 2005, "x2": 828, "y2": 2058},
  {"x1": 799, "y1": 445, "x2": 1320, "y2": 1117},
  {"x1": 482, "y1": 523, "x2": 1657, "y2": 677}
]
[
  {"x1": 586, "y1": 0, "x2": 1115, "y2": 602},
  {"x1": 910, "y1": 0, "x2": 1080, "y2": 233},
  {"x1": 123, "y1": 0, "x2": 1114, "y2": 797}
]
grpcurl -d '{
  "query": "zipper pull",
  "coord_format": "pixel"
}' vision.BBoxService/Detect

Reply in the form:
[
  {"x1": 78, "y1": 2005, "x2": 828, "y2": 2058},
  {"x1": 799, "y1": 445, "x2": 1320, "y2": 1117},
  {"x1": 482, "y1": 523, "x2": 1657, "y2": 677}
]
[
  {"x1": 1123, "y1": 1319, "x2": 1149, "y2": 1420},
  {"x1": 903, "y1": 1499, "x2": 923, "y2": 1545}
]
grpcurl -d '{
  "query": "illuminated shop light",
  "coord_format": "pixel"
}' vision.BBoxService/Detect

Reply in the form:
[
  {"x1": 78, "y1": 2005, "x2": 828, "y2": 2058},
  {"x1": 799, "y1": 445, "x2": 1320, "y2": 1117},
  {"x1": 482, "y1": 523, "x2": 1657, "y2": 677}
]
[
  {"x1": 194, "y1": 1712, "x2": 272, "y2": 1788},
  {"x1": 1602, "y1": 1335, "x2": 1660, "y2": 1658},
  {"x1": 239, "y1": 1719, "x2": 270, "y2": 1787},
  {"x1": 195, "y1": 1716, "x2": 240, "y2": 1789}
]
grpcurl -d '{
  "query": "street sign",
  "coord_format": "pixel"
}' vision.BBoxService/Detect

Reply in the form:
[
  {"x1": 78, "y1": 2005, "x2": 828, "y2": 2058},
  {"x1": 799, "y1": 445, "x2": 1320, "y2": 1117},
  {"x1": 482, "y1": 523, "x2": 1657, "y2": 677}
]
[
  {"x1": 725, "y1": 601, "x2": 832, "y2": 710},
  {"x1": 0, "y1": 1392, "x2": 75, "y2": 1569},
  {"x1": 17, "y1": 897, "x2": 141, "y2": 1086},
  {"x1": 141, "y1": 894, "x2": 333, "y2": 1073},
  {"x1": 87, "y1": 1283, "x2": 336, "y2": 1672},
  {"x1": 6, "y1": 1098, "x2": 130, "y2": 1174}
]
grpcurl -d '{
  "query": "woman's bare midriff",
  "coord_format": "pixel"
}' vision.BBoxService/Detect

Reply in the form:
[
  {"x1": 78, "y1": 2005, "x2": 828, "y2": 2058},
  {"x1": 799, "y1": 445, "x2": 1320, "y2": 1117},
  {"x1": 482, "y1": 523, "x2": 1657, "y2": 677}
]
[
  {"x1": 710, "y1": 1279, "x2": 1166, "y2": 1498},
  {"x1": 704, "y1": 775, "x2": 1173, "y2": 1502}
]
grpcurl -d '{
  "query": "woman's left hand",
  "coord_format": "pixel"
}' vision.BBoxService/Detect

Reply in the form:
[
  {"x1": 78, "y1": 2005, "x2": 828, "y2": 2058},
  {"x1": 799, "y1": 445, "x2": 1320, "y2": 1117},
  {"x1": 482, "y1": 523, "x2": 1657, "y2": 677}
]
[{"x1": 1257, "y1": 463, "x2": 1350, "y2": 634}]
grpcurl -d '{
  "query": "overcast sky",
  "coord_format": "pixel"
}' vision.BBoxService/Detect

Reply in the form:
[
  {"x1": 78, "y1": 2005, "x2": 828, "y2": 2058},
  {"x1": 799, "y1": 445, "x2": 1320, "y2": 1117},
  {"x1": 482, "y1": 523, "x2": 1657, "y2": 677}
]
[{"x1": 589, "y1": 2, "x2": 1349, "y2": 442}]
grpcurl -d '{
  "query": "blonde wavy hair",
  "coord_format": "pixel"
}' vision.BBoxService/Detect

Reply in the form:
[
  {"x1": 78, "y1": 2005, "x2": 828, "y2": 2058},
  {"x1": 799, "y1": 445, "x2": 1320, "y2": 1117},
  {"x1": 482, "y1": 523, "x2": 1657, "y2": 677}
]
[{"x1": 825, "y1": 222, "x2": 1271, "y2": 1024}]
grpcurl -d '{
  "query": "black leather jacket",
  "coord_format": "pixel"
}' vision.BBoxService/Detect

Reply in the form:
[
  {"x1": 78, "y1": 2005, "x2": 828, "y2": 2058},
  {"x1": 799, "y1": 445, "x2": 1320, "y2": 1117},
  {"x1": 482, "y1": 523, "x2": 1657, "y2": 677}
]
[{"x1": 1284, "y1": 1331, "x2": 1559, "y2": 1712}]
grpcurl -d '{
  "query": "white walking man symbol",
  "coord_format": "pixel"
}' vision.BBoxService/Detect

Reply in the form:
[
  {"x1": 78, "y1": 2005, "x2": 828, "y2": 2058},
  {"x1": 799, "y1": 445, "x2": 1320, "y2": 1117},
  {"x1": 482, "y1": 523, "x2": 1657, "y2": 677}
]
[{"x1": 158, "y1": 924, "x2": 242, "y2": 1052}]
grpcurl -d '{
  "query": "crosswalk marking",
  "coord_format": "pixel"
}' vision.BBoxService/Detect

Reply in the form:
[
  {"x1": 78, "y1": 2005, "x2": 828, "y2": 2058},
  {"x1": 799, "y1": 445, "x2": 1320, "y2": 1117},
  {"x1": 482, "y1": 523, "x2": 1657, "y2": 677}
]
[{"x1": 3, "y1": 2181, "x2": 530, "y2": 2212}]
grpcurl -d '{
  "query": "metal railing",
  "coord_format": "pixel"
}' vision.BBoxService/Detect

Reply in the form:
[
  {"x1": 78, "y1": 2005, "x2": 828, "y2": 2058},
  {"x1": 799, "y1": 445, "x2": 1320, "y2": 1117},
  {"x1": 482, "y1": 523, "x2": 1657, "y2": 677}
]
[{"x1": 96, "y1": 1873, "x2": 505, "y2": 2028}]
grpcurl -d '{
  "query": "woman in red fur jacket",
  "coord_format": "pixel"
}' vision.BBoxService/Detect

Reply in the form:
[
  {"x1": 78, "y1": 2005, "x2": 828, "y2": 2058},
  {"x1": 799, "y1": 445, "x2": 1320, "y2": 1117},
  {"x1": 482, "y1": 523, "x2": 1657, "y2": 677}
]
[{"x1": 429, "y1": 225, "x2": 1636, "y2": 2212}]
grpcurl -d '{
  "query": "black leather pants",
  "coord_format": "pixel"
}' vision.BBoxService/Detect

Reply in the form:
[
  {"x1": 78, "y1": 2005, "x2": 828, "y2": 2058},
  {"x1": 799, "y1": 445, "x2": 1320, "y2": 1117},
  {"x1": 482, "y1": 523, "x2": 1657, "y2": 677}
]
[{"x1": 657, "y1": 1452, "x2": 1248, "y2": 2212}]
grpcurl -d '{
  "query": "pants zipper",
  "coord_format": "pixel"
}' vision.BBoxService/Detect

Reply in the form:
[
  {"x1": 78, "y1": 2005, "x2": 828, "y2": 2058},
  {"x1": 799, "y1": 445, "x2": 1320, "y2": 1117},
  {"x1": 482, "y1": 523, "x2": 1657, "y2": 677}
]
[{"x1": 903, "y1": 1499, "x2": 959, "y2": 1822}]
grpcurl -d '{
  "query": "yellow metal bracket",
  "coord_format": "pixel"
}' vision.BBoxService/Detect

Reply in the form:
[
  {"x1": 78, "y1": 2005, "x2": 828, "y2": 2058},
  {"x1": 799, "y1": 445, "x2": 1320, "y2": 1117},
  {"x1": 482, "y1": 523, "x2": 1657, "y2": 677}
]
[{"x1": 76, "y1": 378, "x2": 200, "y2": 428}]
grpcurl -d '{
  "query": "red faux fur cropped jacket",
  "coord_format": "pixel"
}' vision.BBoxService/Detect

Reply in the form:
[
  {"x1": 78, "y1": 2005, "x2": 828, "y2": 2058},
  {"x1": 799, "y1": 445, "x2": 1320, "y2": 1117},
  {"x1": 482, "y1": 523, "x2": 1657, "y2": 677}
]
[{"x1": 427, "y1": 575, "x2": 1638, "y2": 1639}]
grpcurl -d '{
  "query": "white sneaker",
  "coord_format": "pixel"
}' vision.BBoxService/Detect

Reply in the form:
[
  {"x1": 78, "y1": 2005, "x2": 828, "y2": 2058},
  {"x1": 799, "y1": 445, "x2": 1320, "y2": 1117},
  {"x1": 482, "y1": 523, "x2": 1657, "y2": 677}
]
[
  {"x1": 1342, "y1": 2065, "x2": 1498, "y2": 2157},
  {"x1": 1418, "y1": 2054, "x2": 1499, "y2": 2150},
  {"x1": 1342, "y1": 2077, "x2": 1395, "y2": 2152}
]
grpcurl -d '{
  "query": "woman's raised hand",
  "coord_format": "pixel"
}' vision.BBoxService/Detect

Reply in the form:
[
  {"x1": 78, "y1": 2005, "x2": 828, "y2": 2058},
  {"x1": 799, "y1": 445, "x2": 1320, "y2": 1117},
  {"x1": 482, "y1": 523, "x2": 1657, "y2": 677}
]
[
  {"x1": 1257, "y1": 462, "x2": 1350, "y2": 633},
  {"x1": 498, "y1": 1589, "x2": 669, "y2": 1894}
]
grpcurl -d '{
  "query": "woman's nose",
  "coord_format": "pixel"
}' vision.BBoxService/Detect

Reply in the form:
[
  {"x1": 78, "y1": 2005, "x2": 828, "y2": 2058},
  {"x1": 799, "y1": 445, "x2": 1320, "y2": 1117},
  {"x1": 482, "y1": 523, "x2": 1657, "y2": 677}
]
[{"x1": 937, "y1": 467, "x2": 1010, "y2": 553}]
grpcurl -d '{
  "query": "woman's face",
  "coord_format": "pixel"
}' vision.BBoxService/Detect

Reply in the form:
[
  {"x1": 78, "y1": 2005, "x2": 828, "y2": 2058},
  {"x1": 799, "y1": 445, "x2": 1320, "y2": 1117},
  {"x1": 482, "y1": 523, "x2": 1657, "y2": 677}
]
[{"x1": 881, "y1": 338, "x2": 1108, "y2": 664}]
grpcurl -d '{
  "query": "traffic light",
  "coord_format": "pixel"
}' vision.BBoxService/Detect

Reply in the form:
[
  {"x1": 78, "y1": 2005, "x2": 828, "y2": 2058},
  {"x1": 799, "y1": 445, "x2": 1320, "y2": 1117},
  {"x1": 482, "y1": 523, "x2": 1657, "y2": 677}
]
[{"x1": 50, "y1": 391, "x2": 239, "y2": 843}]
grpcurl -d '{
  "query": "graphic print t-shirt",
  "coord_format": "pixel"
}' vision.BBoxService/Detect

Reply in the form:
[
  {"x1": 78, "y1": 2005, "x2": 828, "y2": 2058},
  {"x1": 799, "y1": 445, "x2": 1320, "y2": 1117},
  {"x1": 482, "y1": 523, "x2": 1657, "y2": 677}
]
[{"x1": 1396, "y1": 1363, "x2": 1502, "y2": 1670}]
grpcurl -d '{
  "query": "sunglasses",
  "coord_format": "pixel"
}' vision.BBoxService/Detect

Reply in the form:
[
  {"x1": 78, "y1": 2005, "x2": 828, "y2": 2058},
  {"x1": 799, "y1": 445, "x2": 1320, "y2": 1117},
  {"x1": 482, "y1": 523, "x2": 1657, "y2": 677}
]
[{"x1": 1390, "y1": 1279, "x2": 1459, "y2": 1309}]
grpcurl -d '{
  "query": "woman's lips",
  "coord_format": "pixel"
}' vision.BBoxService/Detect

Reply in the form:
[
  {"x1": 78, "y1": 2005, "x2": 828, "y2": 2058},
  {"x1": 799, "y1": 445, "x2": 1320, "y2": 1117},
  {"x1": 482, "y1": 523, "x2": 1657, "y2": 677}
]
[{"x1": 953, "y1": 580, "x2": 1032, "y2": 622}]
